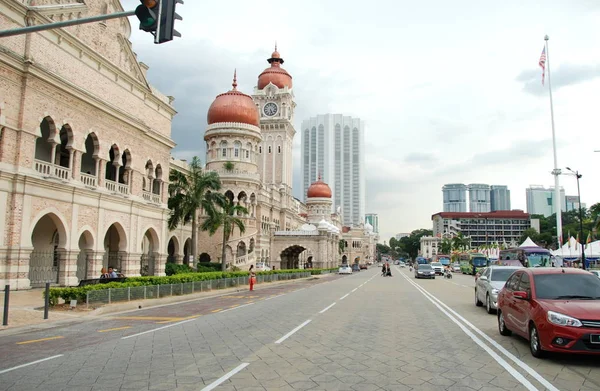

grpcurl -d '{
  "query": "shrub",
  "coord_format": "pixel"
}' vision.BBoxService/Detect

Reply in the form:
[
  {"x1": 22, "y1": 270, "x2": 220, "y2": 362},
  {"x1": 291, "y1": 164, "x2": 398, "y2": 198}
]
[
  {"x1": 165, "y1": 263, "x2": 194, "y2": 276},
  {"x1": 196, "y1": 263, "x2": 222, "y2": 272}
]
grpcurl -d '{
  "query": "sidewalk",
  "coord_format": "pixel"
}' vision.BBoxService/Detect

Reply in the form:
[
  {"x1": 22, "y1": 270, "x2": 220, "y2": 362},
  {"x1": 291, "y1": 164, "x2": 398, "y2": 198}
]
[{"x1": 0, "y1": 273, "x2": 333, "y2": 335}]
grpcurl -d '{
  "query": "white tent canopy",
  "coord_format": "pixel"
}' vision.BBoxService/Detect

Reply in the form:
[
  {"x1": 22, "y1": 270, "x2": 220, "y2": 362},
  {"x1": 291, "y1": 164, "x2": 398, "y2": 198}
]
[
  {"x1": 519, "y1": 237, "x2": 540, "y2": 248},
  {"x1": 552, "y1": 236, "x2": 600, "y2": 258}
]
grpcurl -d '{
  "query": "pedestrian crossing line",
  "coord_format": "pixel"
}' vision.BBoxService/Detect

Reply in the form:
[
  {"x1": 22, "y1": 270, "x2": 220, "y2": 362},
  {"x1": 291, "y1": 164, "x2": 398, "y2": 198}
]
[
  {"x1": 16, "y1": 336, "x2": 64, "y2": 345},
  {"x1": 98, "y1": 326, "x2": 132, "y2": 333}
]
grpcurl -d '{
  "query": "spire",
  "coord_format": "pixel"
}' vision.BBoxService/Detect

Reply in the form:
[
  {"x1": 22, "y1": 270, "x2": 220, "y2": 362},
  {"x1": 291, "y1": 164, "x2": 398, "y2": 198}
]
[
  {"x1": 232, "y1": 69, "x2": 237, "y2": 90},
  {"x1": 274, "y1": 41, "x2": 277, "y2": 52}
]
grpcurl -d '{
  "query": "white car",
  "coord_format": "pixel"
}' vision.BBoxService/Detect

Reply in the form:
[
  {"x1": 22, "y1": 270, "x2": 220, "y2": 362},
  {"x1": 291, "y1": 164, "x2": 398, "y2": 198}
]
[
  {"x1": 338, "y1": 265, "x2": 352, "y2": 274},
  {"x1": 452, "y1": 264, "x2": 461, "y2": 273},
  {"x1": 590, "y1": 270, "x2": 600, "y2": 279},
  {"x1": 255, "y1": 262, "x2": 271, "y2": 271},
  {"x1": 399, "y1": 262, "x2": 406, "y2": 268},
  {"x1": 430, "y1": 262, "x2": 444, "y2": 275}
]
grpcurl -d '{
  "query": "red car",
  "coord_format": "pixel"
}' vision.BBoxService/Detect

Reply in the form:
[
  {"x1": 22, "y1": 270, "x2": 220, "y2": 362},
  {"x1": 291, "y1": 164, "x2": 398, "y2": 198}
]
[{"x1": 496, "y1": 267, "x2": 600, "y2": 358}]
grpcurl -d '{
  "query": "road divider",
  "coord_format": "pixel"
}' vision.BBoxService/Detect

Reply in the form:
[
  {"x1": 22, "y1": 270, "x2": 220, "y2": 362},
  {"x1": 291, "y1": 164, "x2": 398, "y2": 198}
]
[{"x1": 398, "y1": 268, "x2": 559, "y2": 391}]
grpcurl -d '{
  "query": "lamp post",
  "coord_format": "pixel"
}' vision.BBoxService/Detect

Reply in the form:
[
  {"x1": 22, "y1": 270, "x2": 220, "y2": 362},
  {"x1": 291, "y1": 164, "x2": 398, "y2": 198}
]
[{"x1": 566, "y1": 167, "x2": 586, "y2": 270}]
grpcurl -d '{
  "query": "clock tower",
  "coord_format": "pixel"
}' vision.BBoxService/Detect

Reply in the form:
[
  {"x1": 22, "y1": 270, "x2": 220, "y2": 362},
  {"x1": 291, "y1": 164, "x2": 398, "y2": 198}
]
[{"x1": 253, "y1": 46, "x2": 296, "y2": 190}]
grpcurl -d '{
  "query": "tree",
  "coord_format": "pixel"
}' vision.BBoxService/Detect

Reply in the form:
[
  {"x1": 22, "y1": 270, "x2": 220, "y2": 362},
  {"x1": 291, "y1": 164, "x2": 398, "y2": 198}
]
[
  {"x1": 440, "y1": 238, "x2": 452, "y2": 254},
  {"x1": 168, "y1": 157, "x2": 222, "y2": 265},
  {"x1": 398, "y1": 229, "x2": 433, "y2": 259},
  {"x1": 451, "y1": 232, "x2": 470, "y2": 251},
  {"x1": 519, "y1": 228, "x2": 539, "y2": 244},
  {"x1": 201, "y1": 194, "x2": 248, "y2": 271}
]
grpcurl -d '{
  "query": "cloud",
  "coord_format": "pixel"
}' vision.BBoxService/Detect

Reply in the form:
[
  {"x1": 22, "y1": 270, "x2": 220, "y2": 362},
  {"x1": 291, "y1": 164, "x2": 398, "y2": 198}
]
[{"x1": 517, "y1": 63, "x2": 600, "y2": 96}]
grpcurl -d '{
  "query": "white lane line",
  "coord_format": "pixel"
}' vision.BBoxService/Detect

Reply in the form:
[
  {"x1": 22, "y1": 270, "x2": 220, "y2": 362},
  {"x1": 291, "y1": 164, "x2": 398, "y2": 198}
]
[
  {"x1": 398, "y1": 273, "x2": 539, "y2": 391},
  {"x1": 264, "y1": 294, "x2": 285, "y2": 301},
  {"x1": 398, "y1": 270, "x2": 559, "y2": 391},
  {"x1": 200, "y1": 362, "x2": 249, "y2": 391},
  {"x1": 295, "y1": 288, "x2": 306, "y2": 292},
  {"x1": 275, "y1": 319, "x2": 312, "y2": 344},
  {"x1": 319, "y1": 303, "x2": 336, "y2": 314},
  {"x1": 121, "y1": 318, "x2": 197, "y2": 340},
  {"x1": 351, "y1": 288, "x2": 358, "y2": 292},
  {"x1": 339, "y1": 293, "x2": 350, "y2": 300},
  {"x1": 0, "y1": 355, "x2": 63, "y2": 375},
  {"x1": 220, "y1": 302, "x2": 255, "y2": 313}
]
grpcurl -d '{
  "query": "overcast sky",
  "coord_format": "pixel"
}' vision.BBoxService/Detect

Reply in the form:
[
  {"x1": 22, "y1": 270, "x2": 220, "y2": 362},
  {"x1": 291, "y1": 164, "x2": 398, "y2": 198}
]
[{"x1": 123, "y1": 0, "x2": 600, "y2": 243}]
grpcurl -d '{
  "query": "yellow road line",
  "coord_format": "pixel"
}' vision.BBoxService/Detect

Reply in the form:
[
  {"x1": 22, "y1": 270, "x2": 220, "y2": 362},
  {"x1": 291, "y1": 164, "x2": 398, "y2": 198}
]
[
  {"x1": 114, "y1": 316, "x2": 185, "y2": 321},
  {"x1": 16, "y1": 336, "x2": 64, "y2": 345},
  {"x1": 98, "y1": 326, "x2": 132, "y2": 333},
  {"x1": 211, "y1": 308, "x2": 223, "y2": 313},
  {"x1": 229, "y1": 304, "x2": 239, "y2": 308},
  {"x1": 155, "y1": 315, "x2": 201, "y2": 324}
]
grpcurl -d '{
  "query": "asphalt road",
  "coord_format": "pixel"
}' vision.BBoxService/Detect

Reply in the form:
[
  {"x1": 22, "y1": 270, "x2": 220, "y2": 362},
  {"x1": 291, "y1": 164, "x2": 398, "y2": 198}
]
[{"x1": 0, "y1": 267, "x2": 598, "y2": 390}]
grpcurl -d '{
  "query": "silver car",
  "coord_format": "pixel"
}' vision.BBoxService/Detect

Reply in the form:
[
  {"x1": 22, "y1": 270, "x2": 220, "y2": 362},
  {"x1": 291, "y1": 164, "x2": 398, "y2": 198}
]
[{"x1": 475, "y1": 266, "x2": 523, "y2": 314}]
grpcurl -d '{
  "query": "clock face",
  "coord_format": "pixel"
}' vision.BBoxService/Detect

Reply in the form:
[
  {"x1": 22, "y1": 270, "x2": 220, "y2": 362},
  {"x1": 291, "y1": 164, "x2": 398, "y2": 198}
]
[{"x1": 263, "y1": 102, "x2": 278, "y2": 117}]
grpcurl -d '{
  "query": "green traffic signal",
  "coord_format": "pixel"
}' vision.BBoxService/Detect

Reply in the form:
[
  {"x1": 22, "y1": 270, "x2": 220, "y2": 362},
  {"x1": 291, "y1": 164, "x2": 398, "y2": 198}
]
[{"x1": 135, "y1": 3, "x2": 157, "y2": 31}]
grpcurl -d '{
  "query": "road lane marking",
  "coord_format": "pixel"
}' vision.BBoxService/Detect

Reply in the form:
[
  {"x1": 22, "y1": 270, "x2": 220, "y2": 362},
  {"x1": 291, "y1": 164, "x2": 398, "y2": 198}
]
[
  {"x1": 201, "y1": 362, "x2": 249, "y2": 391},
  {"x1": 229, "y1": 304, "x2": 240, "y2": 308},
  {"x1": 319, "y1": 303, "x2": 336, "y2": 314},
  {"x1": 0, "y1": 355, "x2": 63, "y2": 375},
  {"x1": 400, "y1": 271, "x2": 559, "y2": 391},
  {"x1": 211, "y1": 309, "x2": 223, "y2": 313},
  {"x1": 294, "y1": 288, "x2": 305, "y2": 292},
  {"x1": 220, "y1": 302, "x2": 254, "y2": 313},
  {"x1": 121, "y1": 318, "x2": 197, "y2": 340},
  {"x1": 98, "y1": 326, "x2": 132, "y2": 333},
  {"x1": 16, "y1": 336, "x2": 64, "y2": 345},
  {"x1": 265, "y1": 294, "x2": 285, "y2": 301},
  {"x1": 351, "y1": 288, "x2": 358, "y2": 292},
  {"x1": 339, "y1": 293, "x2": 349, "y2": 300},
  {"x1": 114, "y1": 316, "x2": 186, "y2": 321},
  {"x1": 275, "y1": 319, "x2": 312, "y2": 344},
  {"x1": 155, "y1": 315, "x2": 201, "y2": 324}
]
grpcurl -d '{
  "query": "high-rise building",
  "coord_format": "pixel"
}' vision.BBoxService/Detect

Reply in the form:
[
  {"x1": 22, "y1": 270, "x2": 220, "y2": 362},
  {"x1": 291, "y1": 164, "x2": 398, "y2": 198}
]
[
  {"x1": 468, "y1": 184, "x2": 491, "y2": 212},
  {"x1": 565, "y1": 195, "x2": 586, "y2": 212},
  {"x1": 365, "y1": 214, "x2": 379, "y2": 233},
  {"x1": 442, "y1": 184, "x2": 467, "y2": 212},
  {"x1": 526, "y1": 185, "x2": 566, "y2": 217},
  {"x1": 490, "y1": 185, "x2": 511, "y2": 211},
  {"x1": 395, "y1": 233, "x2": 410, "y2": 240},
  {"x1": 301, "y1": 114, "x2": 365, "y2": 226}
]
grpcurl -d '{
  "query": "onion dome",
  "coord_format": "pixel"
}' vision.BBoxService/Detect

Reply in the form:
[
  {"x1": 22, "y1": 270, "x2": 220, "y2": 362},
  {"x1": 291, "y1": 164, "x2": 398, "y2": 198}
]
[
  {"x1": 307, "y1": 174, "x2": 332, "y2": 198},
  {"x1": 207, "y1": 70, "x2": 259, "y2": 126},
  {"x1": 257, "y1": 44, "x2": 293, "y2": 90},
  {"x1": 318, "y1": 219, "x2": 329, "y2": 230}
]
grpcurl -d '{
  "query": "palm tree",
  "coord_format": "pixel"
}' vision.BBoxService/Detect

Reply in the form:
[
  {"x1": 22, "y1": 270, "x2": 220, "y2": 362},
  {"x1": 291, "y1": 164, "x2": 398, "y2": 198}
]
[
  {"x1": 201, "y1": 194, "x2": 248, "y2": 271},
  {"x1": 168, "y1": 156, "x2": 222, "y2": 265},
  {"x1": 440, "y1": 238, "x2": 452, "y2": 254}
]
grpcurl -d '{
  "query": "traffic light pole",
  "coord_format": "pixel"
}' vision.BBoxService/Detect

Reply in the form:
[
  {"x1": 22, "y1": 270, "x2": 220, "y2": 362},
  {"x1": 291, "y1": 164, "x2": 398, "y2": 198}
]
[{"x1": 0, "y1": 10, "x2": 135, "y2": 39}]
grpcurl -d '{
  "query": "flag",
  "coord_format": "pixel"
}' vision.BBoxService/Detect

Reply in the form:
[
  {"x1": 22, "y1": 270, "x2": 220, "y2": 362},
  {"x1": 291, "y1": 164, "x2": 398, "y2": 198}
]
[
  {"x1": 586, "y1": 232, "x2": 592, "y2": 244},
  {"x1": 567, "y1": 230, "x2": 571, "y2": 248},
  {"x1": 576, "y1": 232, "x2": 580, "y2": 243},
  {"x1": 559, "y1": 235, "x2": 563, "y2": 246},
  {"x1": 539, "y1": 46, "x2": 546, "y2": 85}
]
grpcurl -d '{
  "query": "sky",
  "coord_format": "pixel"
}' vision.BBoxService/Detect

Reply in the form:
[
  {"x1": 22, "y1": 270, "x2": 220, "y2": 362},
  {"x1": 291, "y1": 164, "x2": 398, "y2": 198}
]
[{"x1": 123, "y1": 0, "x2": 600, "y2": 243}]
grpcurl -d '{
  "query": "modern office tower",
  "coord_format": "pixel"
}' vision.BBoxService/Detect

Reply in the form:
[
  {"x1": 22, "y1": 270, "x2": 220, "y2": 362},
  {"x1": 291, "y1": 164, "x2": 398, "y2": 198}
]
[
  {"x1": 365, "y1": 214, "x2": 379, "y2": 233},
  {"x1": 490, "y1": 185, "x2": 511, "y2": 211},
  {"x1": 468, "y1": 183, "x2": 491, "y2": 213},
  {"x1": 565, "y1": 195, "x2": 586, "y2": 212},
  {"x1": 526, "y1": 185, "x2": 566, "y2": 217},
  {"x1": 301, "y1": 114, "x2": 365, "y2": 226},
  {"x1": 442, "y1": 184, "x2": 468, "y2": 212}
]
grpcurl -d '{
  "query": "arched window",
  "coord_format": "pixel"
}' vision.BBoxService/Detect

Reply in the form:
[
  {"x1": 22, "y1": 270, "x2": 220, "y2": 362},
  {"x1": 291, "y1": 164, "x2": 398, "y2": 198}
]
[
  {"x1": 233, "y1": 141, "x2": 241, "y2": 158},
  {"x1": 277, "y1": 145, "x2": 281, "y2": 154},
  {"x1": 268, "y1": 146, "x2": 272, "y2": 154},
  {"x1": 220, "y1": 141, "x2": 228, "y2": 158},
  {"x1": 246, "y1": 143, "x2": 252, "y2": 159}
]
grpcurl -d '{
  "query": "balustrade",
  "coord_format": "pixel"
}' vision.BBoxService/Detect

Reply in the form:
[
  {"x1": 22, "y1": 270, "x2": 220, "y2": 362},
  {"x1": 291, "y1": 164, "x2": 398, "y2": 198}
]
[
  {"x1": 105, "y1": 179, "x2": 129, "y2": 195},
  {"x1": 80, "y1": 172, "x2": 97, "y2": 187},
  {"x1": 34, "y1": 159, "x2": 71, "y2": 181}
]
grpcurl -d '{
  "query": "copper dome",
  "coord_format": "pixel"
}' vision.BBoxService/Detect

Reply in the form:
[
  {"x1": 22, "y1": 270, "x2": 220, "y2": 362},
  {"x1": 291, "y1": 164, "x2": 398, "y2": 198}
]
[
  {"x1": 207, "y1": 71, "x2": 260, "y2": 127},
  {"x1": 307, "y1": 175, "x2": 332, "y2": 198},
  {"x1": 257, "y1": 46, "x2": 293, "y2": 90}
]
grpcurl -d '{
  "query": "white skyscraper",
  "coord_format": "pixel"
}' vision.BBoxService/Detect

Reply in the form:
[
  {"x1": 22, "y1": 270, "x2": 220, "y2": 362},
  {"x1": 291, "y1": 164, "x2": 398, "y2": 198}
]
[
  {"x1": 301, "y1": 114, "x2": 365, "y2": 226},
  {"x1": 526, "y1": 185, "x2": 566, "y2": 217},
  {"x1": 468, "y1": 183, "x2": 491, "y2": 213}
]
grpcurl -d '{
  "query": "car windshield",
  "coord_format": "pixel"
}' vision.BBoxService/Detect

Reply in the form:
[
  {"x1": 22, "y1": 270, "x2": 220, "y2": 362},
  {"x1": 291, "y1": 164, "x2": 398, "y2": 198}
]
[
  {"x1": 472, "y1": 257, "x2": 487, "y2": 267},
  {"x1": 526, "y1": 252, "x2": 552, "y2": 267},
  {"x1": 534, "y1": 274, "x2": 600, "y2": 300},
  {"x1": 490, "y1": 268, "x2": 519, "y2": 282},
  {"x1": 419, "y1": 265, "x2": 432, "y2": 270},
  {"x1": 431, "y1": 263, "x2": 442, "y2": 267}
]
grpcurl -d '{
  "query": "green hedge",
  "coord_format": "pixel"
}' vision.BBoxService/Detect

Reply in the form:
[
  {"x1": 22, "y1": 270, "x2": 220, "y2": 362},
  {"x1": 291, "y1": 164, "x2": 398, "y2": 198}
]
[
  {"x1": 164, "y1": 263, "x2": 194, "y2": 276},
  {"x1": 47, "y1": 268, "x2": 338, "y2": 306}
]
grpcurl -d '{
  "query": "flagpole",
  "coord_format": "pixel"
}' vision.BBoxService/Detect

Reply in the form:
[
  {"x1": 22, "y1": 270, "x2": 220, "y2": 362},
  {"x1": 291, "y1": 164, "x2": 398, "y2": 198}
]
[{"x1": 545, "y1": 35, "x2": 563, "y2": 251}]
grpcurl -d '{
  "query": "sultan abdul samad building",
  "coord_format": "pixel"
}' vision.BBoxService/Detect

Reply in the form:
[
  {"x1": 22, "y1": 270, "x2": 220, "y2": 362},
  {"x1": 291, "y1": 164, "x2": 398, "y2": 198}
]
[{"x1": 0, "y1": 0, "x2": 377, "y2": 289}]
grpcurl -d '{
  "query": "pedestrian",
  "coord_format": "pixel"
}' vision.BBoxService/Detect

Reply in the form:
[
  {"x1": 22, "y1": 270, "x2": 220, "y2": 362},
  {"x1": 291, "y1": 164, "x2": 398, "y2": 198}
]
[{"x1": 249, "y1": 264, "x2": 256, "y2": 291}]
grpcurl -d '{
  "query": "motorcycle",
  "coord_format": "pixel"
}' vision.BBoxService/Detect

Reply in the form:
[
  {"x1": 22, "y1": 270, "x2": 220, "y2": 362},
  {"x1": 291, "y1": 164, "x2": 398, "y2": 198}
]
[{"x1": 444, "y1": 270, "x2": 453, "y2": 279}]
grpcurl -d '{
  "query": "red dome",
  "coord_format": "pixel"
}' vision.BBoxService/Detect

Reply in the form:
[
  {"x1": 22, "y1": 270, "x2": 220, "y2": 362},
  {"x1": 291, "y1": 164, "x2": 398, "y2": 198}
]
[
  {"x1": 307, "y1": 176, "x2": 332, "y2": 198},
  {"x1": 257, "y1": 47, "x2": 292, "y2": 90},
  {"x1": 207, "y1": 71, "x2": 259, "y2": 127}
]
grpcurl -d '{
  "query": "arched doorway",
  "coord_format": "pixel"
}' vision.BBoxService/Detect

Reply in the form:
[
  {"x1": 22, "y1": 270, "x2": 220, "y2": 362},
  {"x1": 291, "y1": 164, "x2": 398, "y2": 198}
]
[
  {"x1": 199, "y1": 253, "x2": 211, "y2": 263},
  {"x1": 183, "y1": 238, "x2": 191, "y2": 265},
  {"x1": 306, "y1": 256, "x2": 313, "y2": 269},
  {"x1": 354, "y1": 257, "x2": 360, "y2": 265},
  {"x1": 29, "y1": 213, "x2": 67, "y2": 287},
  {"x1": 103, "y1": 223, "x2": 126, "y2": 274},
  {"x1": 236, "y1": 241, "x2": 246, "y2": 264},
  {"x1": 280, "y1": 245, "x2": 309, "y2": 270},
  {"x1": 342, "y1": 255, "x2": 348, "y2": 265},
  {"x1": 167, "y1": 236, "x2": 179, "y2": 264},
  {"x1": 141, "y1": 229, "x2": 159, "y2": 276},
  {"x1": 77, "y1": 230, "x2": 94, "y2": 281}
]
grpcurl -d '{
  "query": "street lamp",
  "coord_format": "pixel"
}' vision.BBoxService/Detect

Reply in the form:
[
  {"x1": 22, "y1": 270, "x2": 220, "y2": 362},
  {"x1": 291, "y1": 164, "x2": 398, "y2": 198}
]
[{"x1": 565, "y1": 167, "x2": 586, "y2": 270}]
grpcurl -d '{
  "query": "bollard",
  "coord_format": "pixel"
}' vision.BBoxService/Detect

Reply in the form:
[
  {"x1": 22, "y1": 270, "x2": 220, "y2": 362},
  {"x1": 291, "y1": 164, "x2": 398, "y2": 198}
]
[
  {"x1": 44, "y1": 282, "x2": 50, "y2": 320},
  {"x1": 3, "y1": 285, "x2": 9, "y2": 326}
]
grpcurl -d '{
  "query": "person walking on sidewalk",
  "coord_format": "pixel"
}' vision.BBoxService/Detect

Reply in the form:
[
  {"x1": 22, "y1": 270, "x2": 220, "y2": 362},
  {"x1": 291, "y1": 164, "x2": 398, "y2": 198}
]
[{"x1": 249, "y1": 264, "x2": 256, "y2": 291}]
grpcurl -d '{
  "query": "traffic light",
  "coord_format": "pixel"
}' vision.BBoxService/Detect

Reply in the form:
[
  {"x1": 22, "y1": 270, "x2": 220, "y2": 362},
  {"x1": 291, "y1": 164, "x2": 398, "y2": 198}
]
[
  {"x1": 156, "y1": 0, "x2": 183, "y2": 44},
  {"x1": 135, "y1": 0, "x2": 159, "y2": 33}
]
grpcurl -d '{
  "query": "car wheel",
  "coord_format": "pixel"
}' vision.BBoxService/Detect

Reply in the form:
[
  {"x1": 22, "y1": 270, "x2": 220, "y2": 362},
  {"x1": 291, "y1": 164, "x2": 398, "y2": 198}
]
[
  {"x1": 486, "y1": 294, "x2": 495, "y2": 314},
  {"x1": 529, "y1": 323, "x2": 545, "y2": 358},
  {"x1": 498, "y1": 311, "x2": 512, "y2": 336},
  {"x1": 475, "y1": 289, "x2": 483, "y2": 307}
]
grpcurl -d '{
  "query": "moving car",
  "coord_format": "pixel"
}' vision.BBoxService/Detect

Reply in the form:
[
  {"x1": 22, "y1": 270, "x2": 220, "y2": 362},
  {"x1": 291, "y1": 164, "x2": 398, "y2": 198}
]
[
  {"x1": 414, "y1": 264, "x2": 435, "y2": 279},
  {"x1": 352, "y1": 264, "x2": 360, "y2": 272},
  {"x1": 497, "y1": 267, "x2": 600, "y2": 358},
  {"x1": 399, "y1": 261, "x2": 406, "y2": 268},
  {"x1": 590, "y1": 270, "x2": 600, "y2": 279},
  {"x1": 452, "y1": 263, "x2": 461, "y2": 273},
  {"x1": 360, "y1": 264, "x2": 368, "y2": 270},
  {"x1": 475, "y1": 266, "x2": 523, "y2": 314},
  {"x1": 430, "y1": 262, "x2": 444, "y2": 275},
  {"x1": 338, "y1": 265, "x2": 352, "y2": 274}
]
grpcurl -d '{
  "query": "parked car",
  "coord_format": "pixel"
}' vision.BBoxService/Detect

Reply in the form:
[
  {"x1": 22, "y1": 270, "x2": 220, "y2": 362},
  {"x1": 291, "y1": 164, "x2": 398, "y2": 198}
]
[
  {"x1": 255, "y1": 262, "x2": 271, "y2": 271},
  {"x1": 497, "y1": 267, "x2": 600, "y2": 358},
  {"x1": 430, "y1": 262, "x2": 444, "y2": 275},
  {"x1": 475, "y1": 266, "x2": 523, "y2": 314},
  {"x1": 452, "y1": 263, "x2": 461, "y2": 273},
  {"x1": 414, "y1": 264, "x2": 435, "y2": 279},
  {"x1": 360, "y1": 264, "x2": 368, "y2": 270},
  {"x1": 338, "y1": 265, "x2": 352, "y2": 275},
  {"x1": 590, "y1": 270, "x2": 600, "y2": 279},
  {"x1": 352, "y1": 264, "x2": 360, "y2": 272}
]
